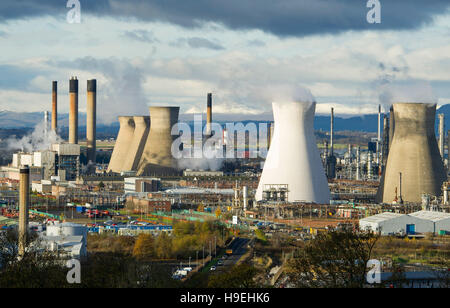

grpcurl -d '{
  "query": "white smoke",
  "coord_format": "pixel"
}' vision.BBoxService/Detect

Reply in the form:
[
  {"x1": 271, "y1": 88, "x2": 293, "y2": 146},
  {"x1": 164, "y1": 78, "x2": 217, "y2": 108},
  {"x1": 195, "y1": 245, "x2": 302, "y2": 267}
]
[
  {"x1": 378, "y1": 80, "x2": 437, "y2": 108},
  {"x1": 7, "y1": 121, "x2": 63, "y2": 152},
  {"x1": 176, "y1": 139, "x2": 225, "y2": 171}
]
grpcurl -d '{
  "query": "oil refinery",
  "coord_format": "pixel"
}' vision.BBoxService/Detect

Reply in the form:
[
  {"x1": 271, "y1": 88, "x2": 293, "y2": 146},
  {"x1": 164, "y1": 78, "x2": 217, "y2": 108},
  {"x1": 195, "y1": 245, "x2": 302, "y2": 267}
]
[{"x1": 1, "y1": 0, "x2": 449, "y2": 292}]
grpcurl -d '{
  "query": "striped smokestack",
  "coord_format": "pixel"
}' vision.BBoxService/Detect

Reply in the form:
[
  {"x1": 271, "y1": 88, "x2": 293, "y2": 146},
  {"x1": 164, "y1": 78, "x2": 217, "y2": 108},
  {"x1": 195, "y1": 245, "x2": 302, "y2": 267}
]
[
  {"x1": 52, "y1": 81, "x2": 57, "y2": 132},
  {"x1": 18, "y1": 166, "x2": 30, "y2": 256},
  {"x1": 86, "y1": 79, "x2": 97, "y2": 163},
  {"x1": 206, "y1": 93, "x2": 212, "y2": 137},
  {"x1": 69, "y1": 77, "x2": 78, "y2": 144}
]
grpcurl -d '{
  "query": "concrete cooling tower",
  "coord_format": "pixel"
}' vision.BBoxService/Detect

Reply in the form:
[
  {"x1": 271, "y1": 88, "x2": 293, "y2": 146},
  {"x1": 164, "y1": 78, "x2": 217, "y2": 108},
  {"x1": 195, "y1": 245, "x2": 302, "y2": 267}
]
[
  {"x1": 255, "y1": 101, "x2": 330, "y2": 204},
  {"x1": 122, "y1": 116, "x2": 150, "y2": 172},
  {"x1": 137, "y1": 107, "x2": 180, "y2": 176},
  {"x1": 107, "y1": 116, "x2": 135, "y2": 173},
  {"x1": 377, "y1": 103, "x2": 447, "y2": 203}
]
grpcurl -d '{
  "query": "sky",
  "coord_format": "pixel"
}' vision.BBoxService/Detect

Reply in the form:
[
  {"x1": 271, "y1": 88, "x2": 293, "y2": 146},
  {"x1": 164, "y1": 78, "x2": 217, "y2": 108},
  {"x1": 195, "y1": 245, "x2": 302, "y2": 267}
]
[{"x1": 0, "y1": 0, "x2": 450, "y2": 124}]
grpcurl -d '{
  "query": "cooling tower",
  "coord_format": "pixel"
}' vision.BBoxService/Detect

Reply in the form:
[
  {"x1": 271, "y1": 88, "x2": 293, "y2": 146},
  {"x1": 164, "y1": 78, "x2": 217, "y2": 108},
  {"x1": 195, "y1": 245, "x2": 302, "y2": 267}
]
[
  {"x1": 52, "y1": 81, "x2": 57, "y2": 132},
  {"x1": 377, "y1": 103, "x2": 447, "y2": 203},
  {"x1": 255, "y1": 101, "x2": 330, "y2": 204},
  {"x1": 137, "y1": 107, "x2": 180, "y2": 176},
  {"x1": 107, "y1": 116, "x2": 135, "y2": 173},
  {"x1": 69, "y1": 77, "x2": 78, "y2": 144},
  {"x1": 86, "y1": 79, "x2": 97, "y2": 163},
  {"x1": 122, "y1": 116, "x2": 150, "y2": 172}
]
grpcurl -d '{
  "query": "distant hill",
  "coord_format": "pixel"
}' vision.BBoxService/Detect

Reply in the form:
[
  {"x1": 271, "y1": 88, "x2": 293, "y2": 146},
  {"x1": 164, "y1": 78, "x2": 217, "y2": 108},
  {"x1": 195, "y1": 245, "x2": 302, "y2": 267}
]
[{"x1": 0, "y1": 104, "x2": 449, "y2": 134}]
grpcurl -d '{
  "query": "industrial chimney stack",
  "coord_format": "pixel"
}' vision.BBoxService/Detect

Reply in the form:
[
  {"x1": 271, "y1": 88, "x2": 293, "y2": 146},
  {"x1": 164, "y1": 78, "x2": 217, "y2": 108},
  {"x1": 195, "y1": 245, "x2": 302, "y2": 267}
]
[
  {"x1": 52, "y1": 81, "x2": 57, "y2": 132},
  {"x1": 439, "y1": 113, "x2": 445, "y2": 160},
  {"x1": 86, "y1": 79, "x2": 97, "y2": 163},
  {"x1": 69, "y1": 77, "x2": 78, "y2": 144},
  {"x1": 18, "y1": 166, "x2": 30, "y2": 256},
  {"x1": 206, "y1": 93, "x2": 212, "y2": 137}
]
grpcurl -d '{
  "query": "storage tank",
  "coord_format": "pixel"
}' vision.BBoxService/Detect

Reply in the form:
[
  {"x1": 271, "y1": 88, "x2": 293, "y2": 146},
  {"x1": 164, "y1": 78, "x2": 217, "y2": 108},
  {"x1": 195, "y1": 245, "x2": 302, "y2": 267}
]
[
  {"x1": 61, "y1": 222, "x2": 88, "y2": 245},
  {"x1": 255, "y1": 101, "x2": 330, "y2": 204},
  {"x1": 377, "y1": 103, "x2": 447, "y2": 203},
  {"x1": 46, "y1": 224, "x2": 61, "y2": 236},
  {"x1": 107, "y1": 116, "x2": 135, "y2": 173}
]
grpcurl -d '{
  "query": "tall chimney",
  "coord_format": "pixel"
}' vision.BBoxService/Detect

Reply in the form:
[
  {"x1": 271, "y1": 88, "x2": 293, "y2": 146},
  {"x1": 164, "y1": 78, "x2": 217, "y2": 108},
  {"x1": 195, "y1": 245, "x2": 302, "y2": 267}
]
[
  {"x1": 389, "y1": 105, "x2": 395, "y2": 149},
  {"x1": 206, "y1": 93, "x2": 212, "y2": 137},
  {"x1": 86, "y1": 79, "x2": 97, "y2": 163},
  {"x1": 439, "y1": 113, "x2": 445, "y2": 160},
  {"x1": 18, "y1": 166, "x2": 30, "y2": 256},
  {"x1": 382, "y1": 114, "x2": 389, "y2": 166},
  {"x1": 330, "y1": 107, "x2": 334, "y2": 156},
  {"x1": 69, "y1": 77, "x2": 78, "y2": 144},
  {"x1": 52, "y1": 81, "x2": 57, "y2": 132},
  {"x1": 377, "y1": 105, "x2": 381, "y2": 164}
]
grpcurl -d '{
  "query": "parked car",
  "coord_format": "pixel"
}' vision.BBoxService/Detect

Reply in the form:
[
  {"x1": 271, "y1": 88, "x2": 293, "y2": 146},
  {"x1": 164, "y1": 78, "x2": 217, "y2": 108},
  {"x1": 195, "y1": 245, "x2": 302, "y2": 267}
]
[{"x1": 210, "y1": 266, "x2": 216, "y2": 271}]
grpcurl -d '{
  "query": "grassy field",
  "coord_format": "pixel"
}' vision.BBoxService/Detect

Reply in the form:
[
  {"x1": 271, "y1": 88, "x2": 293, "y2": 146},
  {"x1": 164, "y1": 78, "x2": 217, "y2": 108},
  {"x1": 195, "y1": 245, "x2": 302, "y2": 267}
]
[{"x1": 372, "y1": 235, "x2": 450, "y2": 267}]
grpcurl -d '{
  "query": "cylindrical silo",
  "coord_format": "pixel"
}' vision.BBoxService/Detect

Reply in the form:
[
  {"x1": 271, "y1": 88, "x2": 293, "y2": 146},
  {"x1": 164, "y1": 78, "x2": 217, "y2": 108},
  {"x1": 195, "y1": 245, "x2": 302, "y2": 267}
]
[
  {"x1": 255, "y1": 101, "x2": 330, "y2": 204},
  {"x1": 377, "y1": 103, "x2": 447, "y2": 203},
  {"x1": 86, "y1": 79, "x2": 97, "y2": 163},
  {"x1": 107, "y1": 116, "x2": 135, "y2": 173},
  {"x1": 69, "y1": 77, "x2": 78, "y2": 144},
  {"x1": 137, "y1": 107, "x2": 180, "y2": 176},
  {"x1": 243, "y1": 186, "x2": 248, "y2": 211},
  {"x1": 122, "y1": 116, "x2": 150, "y2": 172}
]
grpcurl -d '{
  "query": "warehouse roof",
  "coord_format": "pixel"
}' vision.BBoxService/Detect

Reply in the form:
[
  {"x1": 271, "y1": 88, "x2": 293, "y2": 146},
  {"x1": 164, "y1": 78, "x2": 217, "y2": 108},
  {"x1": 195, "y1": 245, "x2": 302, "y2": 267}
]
[
  {"x1": 164, "y1": 187, "x2": 235, "y2": 195},
  {"x1": 409, "y1": 210, "x2": 450, "y2": 222},
  {"x1": 359, "y1": 212, "x2": 405, "y2": 224}
]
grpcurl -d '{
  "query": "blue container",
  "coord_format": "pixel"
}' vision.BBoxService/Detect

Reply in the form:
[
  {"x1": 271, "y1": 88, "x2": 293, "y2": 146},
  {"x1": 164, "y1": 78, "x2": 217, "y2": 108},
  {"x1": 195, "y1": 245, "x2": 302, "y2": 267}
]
[{"x1": 76, "y1": 206, "x2": 86, "y2": 213}]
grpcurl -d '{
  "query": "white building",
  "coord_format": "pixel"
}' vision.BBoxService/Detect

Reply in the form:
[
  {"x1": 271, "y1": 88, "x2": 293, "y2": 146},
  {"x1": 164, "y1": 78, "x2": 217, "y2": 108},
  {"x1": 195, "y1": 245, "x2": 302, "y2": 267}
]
[
  {"x1": 360, "y1": 211, "x2": 450, "y2": 235},
  {"x1": 41, "y1": 222, "x2": 88, "y2": 259},
  {"x1": 408, "y1": 211, "x2": 450, "y2": 235}
]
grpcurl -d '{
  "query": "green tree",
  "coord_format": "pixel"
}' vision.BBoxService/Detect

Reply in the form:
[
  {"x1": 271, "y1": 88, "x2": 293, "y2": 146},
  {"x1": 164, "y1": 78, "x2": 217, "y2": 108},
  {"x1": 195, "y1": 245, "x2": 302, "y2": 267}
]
[{"x1": 287, "y1": 230, "x2": 379, "y2": 288}]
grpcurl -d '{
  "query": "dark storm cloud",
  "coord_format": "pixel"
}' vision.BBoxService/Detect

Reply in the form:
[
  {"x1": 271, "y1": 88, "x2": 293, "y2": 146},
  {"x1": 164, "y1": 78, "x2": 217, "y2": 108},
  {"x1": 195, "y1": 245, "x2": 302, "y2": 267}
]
[{"x1": 0, "y1": 0, "x2": 449, "y2": 37}]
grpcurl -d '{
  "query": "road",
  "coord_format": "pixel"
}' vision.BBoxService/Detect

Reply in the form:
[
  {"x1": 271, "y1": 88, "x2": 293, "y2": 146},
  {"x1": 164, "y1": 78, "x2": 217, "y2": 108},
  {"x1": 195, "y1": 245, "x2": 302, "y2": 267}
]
[{"x1": 219, "y1": 237, "x2": 250, "y2": 269}]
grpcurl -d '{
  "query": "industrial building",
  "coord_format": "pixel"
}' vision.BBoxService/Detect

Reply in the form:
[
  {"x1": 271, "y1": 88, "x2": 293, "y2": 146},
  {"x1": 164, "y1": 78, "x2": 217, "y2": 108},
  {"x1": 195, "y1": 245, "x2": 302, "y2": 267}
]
[
  {"x1": 7, "y1": 143, "x2": 80, "y2": 181},
  {"x1": 359, "y1": 210, "x2": 450, "y2": 235},
  {"x1": 124, "y1": 177, "x2": 161, "y2": 193},
  {"x1": 41, "y1": 222, "x2": 88, "y2": 259},
  {"x1": 377, "y1": 103, "x2": 447, "y2": 204},
  {"x1": 256, "y1": 101, "x2": 330, "y2": 204}
]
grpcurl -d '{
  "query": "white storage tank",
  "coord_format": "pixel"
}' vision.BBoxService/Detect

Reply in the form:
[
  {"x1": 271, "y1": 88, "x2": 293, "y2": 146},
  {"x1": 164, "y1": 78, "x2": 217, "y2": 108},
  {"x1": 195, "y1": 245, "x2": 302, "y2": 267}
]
[
  {"x1": 61, "y1": 222, "x2": 87, "y2": 236},
  {"x1": 46, "y1": 224, "x2": 61, "y2": 236}
]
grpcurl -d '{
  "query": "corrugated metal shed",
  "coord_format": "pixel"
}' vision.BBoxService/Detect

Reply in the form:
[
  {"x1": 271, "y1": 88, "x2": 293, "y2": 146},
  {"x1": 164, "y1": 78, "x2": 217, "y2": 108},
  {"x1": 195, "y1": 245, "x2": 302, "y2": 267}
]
[
  {"x1": 360, "y1": 212, "x2": 405, "y2": 224},
  {"x1": 408, "y1": 210, "x2": 450, "y2": 222}
]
